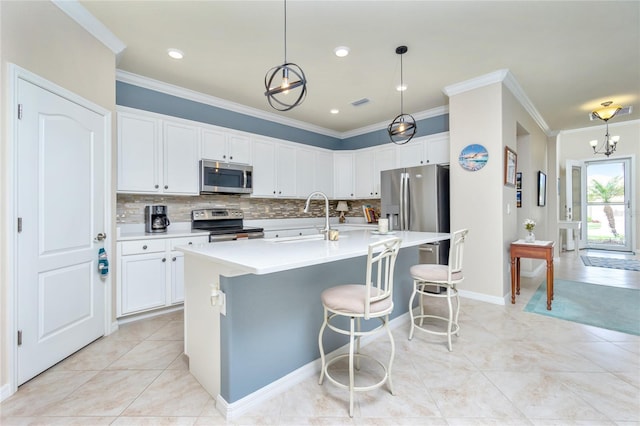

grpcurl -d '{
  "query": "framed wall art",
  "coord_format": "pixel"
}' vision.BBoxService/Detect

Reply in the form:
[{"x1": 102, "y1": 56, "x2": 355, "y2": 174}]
[
  {"x1": 538, "y1": 171, "x2": 547, "y2": 206},
  {"x1": 504, "y1": 146, "x2": 517, "y2": 186},
  {"x1": 516, "y1": 190, "x2": 522, "y2": 208},
  {"x1": 458, "y1": 144, "x2": 489, "y2": 171},
  {"x1": 516, "y1": 172, "x2": 522, "y2": 190}
]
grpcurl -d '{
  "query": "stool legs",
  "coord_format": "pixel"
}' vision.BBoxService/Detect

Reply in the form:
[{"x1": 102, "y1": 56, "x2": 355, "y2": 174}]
[{"x1": 408, "y1": 280, "x2": 460, "y2": 351}]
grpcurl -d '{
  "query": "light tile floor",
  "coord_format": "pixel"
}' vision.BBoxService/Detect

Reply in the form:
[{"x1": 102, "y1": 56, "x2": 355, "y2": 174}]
[{"x1": 2, "y1": 250, "x2": 639, "y2": 425}]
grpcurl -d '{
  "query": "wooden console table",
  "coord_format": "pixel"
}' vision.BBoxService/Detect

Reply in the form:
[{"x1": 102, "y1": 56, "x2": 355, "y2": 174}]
[{"x1": 510, "y1": 240, "x2": 555, "y2": 310}]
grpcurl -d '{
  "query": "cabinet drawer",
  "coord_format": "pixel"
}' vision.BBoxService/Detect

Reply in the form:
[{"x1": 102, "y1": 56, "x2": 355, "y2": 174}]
[
  {"x1": 120, "y1": 239, "x2": 166, "y2": 255},
  {"x1": 170, "y1": 235, "x2": 209, "y2": 250}
]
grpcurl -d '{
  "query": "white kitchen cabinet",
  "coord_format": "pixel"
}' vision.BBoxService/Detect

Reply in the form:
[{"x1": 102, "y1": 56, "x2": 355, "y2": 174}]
[
  {"x1": 201, "y1": 127, "x2": 251, "y2": 164},
  {"x1": 117, "y1": 112, "x2": 162, "y2": 193},
  {"x1": 296, "y1": 147, "x2": 316, "y2": 198},
  {"x1": 395, "y1": 133, "x2": 450, "y2": 168},
  {"x1": 353, "y1": 145, "x2": 395, "y2": 199},
  {"x1": 117, "y1": 235, "x2": 209, "y2": 317},
  {"x1": 117, "y1": 110, "x2": 200, "y2": 195},
  {"x1": 163, "y1": 120, "x2": 200, "y2": 195},
  {"x1": 251, "y1": 137, "x2": 296, "y2": 197},
  {"x1": 333, "y1": 152, "x2": 355, "y2": 199},
  {"x1": 314, "y1": 149, "x2": 334, "y2": 198}
]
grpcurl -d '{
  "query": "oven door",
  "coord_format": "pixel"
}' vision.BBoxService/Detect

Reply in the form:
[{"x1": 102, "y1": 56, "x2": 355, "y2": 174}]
[{"x1": 200, "y1": 160, "x2": 252, "y2": 194}]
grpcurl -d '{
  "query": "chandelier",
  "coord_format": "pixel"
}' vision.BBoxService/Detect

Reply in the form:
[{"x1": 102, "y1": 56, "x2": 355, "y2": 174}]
[
  {"x1": 264, "y1": 0, "x2": 307, "y2": 111},
  {"x1": 387, "y1": 46, "x2": 416, "y2": 145},
  {"x1": 589, "y1": 101, "x2": 622, "y2": 157}
]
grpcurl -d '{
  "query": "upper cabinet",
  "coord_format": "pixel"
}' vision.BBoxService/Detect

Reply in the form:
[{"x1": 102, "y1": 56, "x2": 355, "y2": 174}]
[
  {"x1": 333, "y1": 152, "x2": 355, "y2": 199},
  {"x1": 251, "y1": 137, "x2": 296, "y2": 198},
  {"x1": 395, "y1": 133, "x2": 450, "y2": 168},
  {"x1": 354, "y1": 145, "x2": 396, "y2": 199},
  {"x1": 117, "y1": 111, "x2": 199, "y2": 195},
  {"x1": 201, "y1": 128, "x2": 251, "y2": 164},
  {"x1": 117, "y1": 112, "x2": 161, "y2": 193}
]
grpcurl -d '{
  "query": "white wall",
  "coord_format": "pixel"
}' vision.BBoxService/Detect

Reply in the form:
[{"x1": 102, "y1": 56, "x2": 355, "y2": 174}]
[
  {"x1": 0, "y1": 0, "x2": 116, "y2": 395},
  {"x1": 448, "y1": 73, "x2": 549, "y2": 302}
]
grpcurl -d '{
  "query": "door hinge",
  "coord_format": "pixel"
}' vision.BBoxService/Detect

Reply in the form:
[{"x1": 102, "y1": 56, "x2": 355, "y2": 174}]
[
  {"x1": 18, "y1": 104, "x2": 23, "y2": 120},
  {"x1": 17, "y1": 217, "x2": 23, "y2": 233},
  {"x1": 17, "y1": 330, "x2": 22, "y2": 346}
]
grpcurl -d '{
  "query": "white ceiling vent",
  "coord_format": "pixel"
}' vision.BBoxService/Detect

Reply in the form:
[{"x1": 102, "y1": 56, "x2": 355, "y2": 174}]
[
  {"x1": 351, "y1": 98, "x2": 371, "y2": 107},
  {"x1": 589, "y1": 105, "x2": 633, "y2": 121}
]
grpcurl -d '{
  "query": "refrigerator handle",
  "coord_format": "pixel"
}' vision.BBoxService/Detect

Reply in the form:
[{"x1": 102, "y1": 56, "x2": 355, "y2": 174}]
[{"x1": 401, "y1": 173, "x2": 409, "y2": 230}]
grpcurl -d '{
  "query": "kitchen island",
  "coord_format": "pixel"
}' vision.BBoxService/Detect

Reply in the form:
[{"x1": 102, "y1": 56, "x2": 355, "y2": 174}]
[{"x1": 178, "y1": 228, "x2": 449, "y2": 417}]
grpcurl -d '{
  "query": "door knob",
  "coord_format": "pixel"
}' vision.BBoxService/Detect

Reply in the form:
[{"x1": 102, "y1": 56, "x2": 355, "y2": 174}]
[{"x1": 95, "y1": 232, "x2": 107, "y2": 241}]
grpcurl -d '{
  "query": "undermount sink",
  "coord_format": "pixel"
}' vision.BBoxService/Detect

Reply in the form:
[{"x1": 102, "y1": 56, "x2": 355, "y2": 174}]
[{"x1": 265, "y1": 234, "x2": 349, "y2": 243}]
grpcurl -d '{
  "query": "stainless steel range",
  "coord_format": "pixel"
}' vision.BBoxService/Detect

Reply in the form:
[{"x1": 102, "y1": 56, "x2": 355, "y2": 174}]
[{"x1": 191, "y1": 208, "x2": 264, "y2": 242}]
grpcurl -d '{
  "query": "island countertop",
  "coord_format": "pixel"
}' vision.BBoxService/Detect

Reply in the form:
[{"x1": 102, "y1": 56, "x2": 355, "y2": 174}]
[{"x1": 178, "y1": 229, "x2": 449, "y2": 275}]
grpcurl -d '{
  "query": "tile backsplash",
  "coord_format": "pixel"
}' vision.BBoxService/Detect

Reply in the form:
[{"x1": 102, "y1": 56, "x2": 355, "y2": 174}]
[{"x1": 117, "y1": 194, "x2": 381, "y2": 224}]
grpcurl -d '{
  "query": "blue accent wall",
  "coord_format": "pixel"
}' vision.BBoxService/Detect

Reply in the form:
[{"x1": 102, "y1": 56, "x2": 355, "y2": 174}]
[
  {"x1": 116, "y1": 81, "x2": 448, "y2": 151},
  {"x1": 218, "y1": 246, "x2": 418, "y2": 403}
]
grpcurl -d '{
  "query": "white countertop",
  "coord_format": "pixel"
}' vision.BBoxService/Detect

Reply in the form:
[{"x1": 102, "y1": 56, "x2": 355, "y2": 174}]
[
  {"x1": 117, "y1": 222, "x2": 210, "y2": 241},
  {"x1": 178, "y1": 229, "x2": 449, "y2": 275}
]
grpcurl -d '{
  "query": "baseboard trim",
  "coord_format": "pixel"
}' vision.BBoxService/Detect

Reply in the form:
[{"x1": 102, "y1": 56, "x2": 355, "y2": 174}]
[
  {"x1": 1, "y1": 383, "x2": 14, "y2": 402},
  {"x1": 215, "y1": 312, "x2": 411, "y2": 420}
]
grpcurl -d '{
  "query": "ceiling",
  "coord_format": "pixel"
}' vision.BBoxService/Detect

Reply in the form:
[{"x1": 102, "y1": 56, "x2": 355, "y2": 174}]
[{"x1": 79, "y1": 1, "x2": 639, "y2": 137}]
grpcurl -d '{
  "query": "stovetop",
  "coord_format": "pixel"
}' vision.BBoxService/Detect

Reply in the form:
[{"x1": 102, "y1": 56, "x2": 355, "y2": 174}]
[{"x1": 191, "y1": 208, "x2": 263, "y2": 236}]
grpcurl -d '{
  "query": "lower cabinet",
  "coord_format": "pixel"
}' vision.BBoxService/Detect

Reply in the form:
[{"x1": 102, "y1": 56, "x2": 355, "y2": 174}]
[{"x1": 117, "y1": 235, "x2": 209, "y2": 317}]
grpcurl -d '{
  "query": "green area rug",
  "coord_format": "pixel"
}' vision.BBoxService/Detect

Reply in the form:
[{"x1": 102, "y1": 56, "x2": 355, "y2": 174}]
[
  {"x1": 524, "y1": 279, "x2": 640, "y2": 336},
  {"x1": 581, "y1": 256, "x2": 640, "y2": 271}
]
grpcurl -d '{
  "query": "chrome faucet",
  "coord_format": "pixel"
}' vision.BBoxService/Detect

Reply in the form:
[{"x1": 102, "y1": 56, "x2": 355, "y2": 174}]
[{"x1": 303, "y1": 191, "x2": 331, "y2": 240}]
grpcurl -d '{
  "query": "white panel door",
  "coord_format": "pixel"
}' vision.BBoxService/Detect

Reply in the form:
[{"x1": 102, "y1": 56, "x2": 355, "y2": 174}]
[
  {"x1": 17, "y1": 79, "x2": 107, "y2": 384},
  {"x1": 296, "y1": 148, "x2": 316, "y2": 198},
  {"x1": 163, "y1": 121, "x2": 200, "y2": 194},
  {"x1": 121, "y1": 253, "x2": 167, "y2": 314}
]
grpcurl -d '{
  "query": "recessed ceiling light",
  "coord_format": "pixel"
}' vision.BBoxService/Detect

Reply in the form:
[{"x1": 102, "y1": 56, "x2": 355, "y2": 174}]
[
  {"x1": 330, "y1": 109, "x2": 339, "y2": 114},
  {"x1": 167, "y1": 48, "x2": 184, "y2": 59},
  {"x1": 396, "y1": 84, "x2": 407, "y2": 92},
  {"x1": 334, "y1": 46, "x2": 350, "y2": 57}
]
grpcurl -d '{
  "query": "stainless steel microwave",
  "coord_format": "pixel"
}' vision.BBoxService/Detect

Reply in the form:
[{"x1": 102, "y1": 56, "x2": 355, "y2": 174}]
[{"x1": 200, "y1": 160, "x2": 253, "y2": 194}]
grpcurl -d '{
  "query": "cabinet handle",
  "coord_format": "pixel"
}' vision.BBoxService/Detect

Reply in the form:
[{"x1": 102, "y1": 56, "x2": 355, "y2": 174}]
[
  {"x1": 162, "y1": 258, "x2": 166, "y2": 262},
  {"x1": 155, "y1": 184, "x2": 159, "y2": 189},
  {"x1": 142, "y1": 245, "x2": 148, "y2": 250},
  {"x1": 230, "y1": 156, "x2": 233, "y2": 160},
  {"x1": 172, "y1": 257, "x2": 177, "y2": 261},
  {"x1": 223, "y1": 155, "x2": 227, "y2": 159},
  {"x1": 164, "y1": 185, "x2": 168, "y2": 189},
  {"x1": 188, "y1": 242, "x2": 193, "y2": 245},
  {"x1": 273, "y1": 190, "x2": 276, "y2": 194}
]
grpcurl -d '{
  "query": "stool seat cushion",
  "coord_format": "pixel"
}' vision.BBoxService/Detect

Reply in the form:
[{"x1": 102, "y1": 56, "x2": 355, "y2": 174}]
[
  {"x1": 321, "y1": 284, "x2": 392, "y2": 315},
  {"x1": 410, "y1": 264, "x2": 463, "y2": 282}
]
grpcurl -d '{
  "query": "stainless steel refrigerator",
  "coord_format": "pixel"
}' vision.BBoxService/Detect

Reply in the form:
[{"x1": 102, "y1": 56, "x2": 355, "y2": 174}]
[{"x1": 381, "y1": 164, "x2": 450, "y2": 265}]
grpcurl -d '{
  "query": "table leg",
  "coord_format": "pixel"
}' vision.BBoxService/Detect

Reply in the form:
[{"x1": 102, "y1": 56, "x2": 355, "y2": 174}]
[
  {"x1": 516, "y1": 258, "x2": 521, "y2": 295},
  {"x1": 546, "y1": 258, "x2": 553, "y2": 310},
  {"x1": 510, "y1": 256, "x2": 516, "y2": 304}
]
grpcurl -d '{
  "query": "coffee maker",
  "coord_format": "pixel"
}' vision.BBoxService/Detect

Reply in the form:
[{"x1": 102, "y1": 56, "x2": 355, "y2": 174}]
[{"x1": 144, "y1": 205, "x2": 170, "y2": 233}]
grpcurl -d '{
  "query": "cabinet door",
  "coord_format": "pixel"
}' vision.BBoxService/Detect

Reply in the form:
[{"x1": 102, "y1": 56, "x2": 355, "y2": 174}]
[
  {"x1": 296, "y1": 147, "x2": 316, "y2": 198},
  {"x1": 117, "y1": 112, "x2": 161, "y2": 193},
  {"x1": 228, "y1": 133, "x2": 251, "y2": 164},
  {"x1": 395, "y1": 141, "x2": 425, "y2": 168},
  {"x1": 426, "y1": 135, "x2": 450, "y2": 165},
  {"x1": 354, "y1": 150, "x2": 375, "y2": 198},
  {"x1": 334, "y1": 152, "x2": 354, "y2": 199},
  {"x1": 163, "y1": 121, "x2": 200, "y2": 195},
  {"x1": 170, "y1": 252, "x2": 184, "y2": 304},
  {"x1": 374, "y1": 146, "x2": 396, "y2": 197},
  {"x1": 276, "y1": 144, "x2": 296, "y2": 197},
  {"x1": 251, "y1": 138, "x2": 277, "y2": 197},
  {"x1": 315, "y1": 150, "x2": 334, "y2": 198},
  {"x1": 201, "y1": 128, "x2": 227, "y2": 161},
  {"x1": 120, "y1": 253, "x2": 167, "y2": 315}
]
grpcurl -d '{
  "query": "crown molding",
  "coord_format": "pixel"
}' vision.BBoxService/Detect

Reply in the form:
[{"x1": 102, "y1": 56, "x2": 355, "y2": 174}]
[
  {"x1": 341, "y1": 105, "x2": 449, "y2": 139},
  {"x1": 443, "y1": 69, "x2": 551, "y2": 137},
  {"x1": 558, "y1": 118, "x2": 640, "y2": 135},
  {"x1": 52, "y1": 0, "x2": 126, "y2": 58}
]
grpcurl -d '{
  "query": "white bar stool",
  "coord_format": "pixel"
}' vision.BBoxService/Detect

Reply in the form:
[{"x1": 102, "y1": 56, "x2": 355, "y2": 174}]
[
  {"x1": 408, "y1": 229, "x2": 468, "y2": 351},
  {"x1": 317, "y1": 237, "x2": 402, "y2": 417}
]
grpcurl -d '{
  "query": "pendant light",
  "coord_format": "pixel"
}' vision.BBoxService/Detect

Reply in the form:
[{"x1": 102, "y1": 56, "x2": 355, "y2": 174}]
[
  {"x1": 388, "y1": 46, "x2": 416, "y2": 145},
  {"x1": 264, "y1": 0, "x2": 307, "y2": 111},
  {"x1": 589, "y1": 101, "x2": 622, "y2": 157}
]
